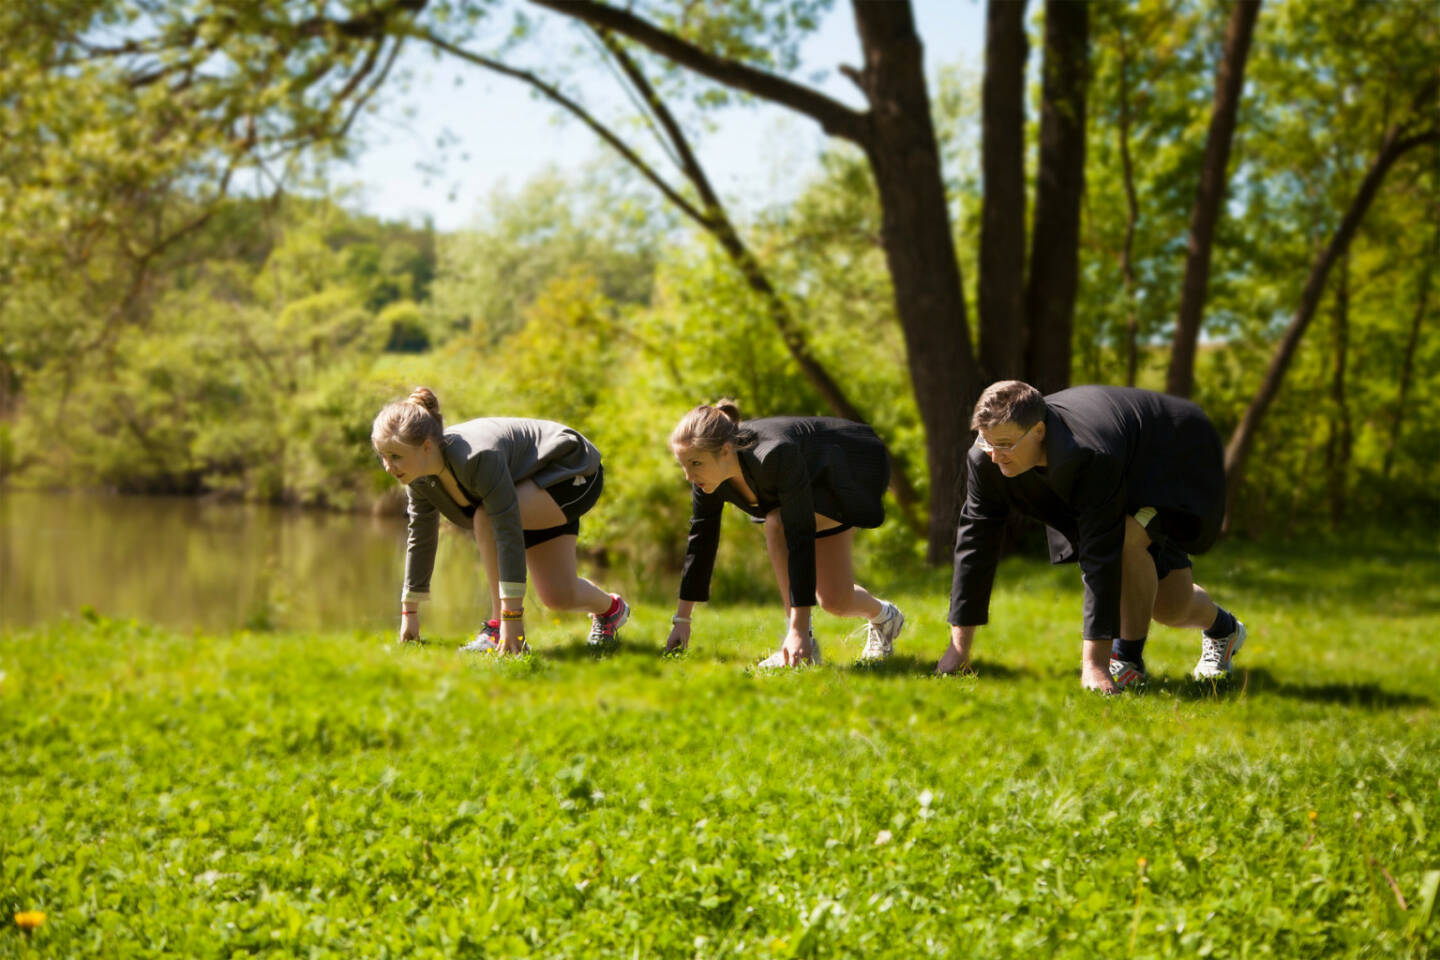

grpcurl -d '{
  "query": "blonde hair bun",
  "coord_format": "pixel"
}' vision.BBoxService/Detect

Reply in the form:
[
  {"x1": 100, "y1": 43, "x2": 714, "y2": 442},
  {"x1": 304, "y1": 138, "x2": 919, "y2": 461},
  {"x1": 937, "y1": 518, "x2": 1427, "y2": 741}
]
[{"x1": 407, "y1": 386, "x2": 441, "y2": 417}]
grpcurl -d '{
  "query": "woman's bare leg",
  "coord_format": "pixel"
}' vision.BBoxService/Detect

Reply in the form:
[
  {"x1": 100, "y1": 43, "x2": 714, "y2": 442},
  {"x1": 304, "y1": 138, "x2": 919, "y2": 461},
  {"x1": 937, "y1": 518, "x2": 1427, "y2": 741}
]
[
  {"x1": 514, "y1": 479, "x2": 610, "y2": 615},
  {"x1": 813, "y1": 528, "x2": 884, "y2": 620},
  {"x1": 525, "y1": 535, "x2": 612, "y2": 614}
]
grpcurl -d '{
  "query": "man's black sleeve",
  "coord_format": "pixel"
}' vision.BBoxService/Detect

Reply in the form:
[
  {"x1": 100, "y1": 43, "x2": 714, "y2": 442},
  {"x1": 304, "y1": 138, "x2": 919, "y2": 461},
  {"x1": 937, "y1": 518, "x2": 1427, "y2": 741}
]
[
  {"x1": 948, "y1": 452, "x2": 1010, "y2": 626},
  {"x1": 678, "y1": 485, "x2": 725, "y2": 602}
]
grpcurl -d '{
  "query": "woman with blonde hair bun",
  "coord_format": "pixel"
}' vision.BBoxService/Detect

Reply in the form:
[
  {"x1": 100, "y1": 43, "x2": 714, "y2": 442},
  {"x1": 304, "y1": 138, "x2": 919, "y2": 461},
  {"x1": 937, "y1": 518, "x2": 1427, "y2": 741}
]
[
  {"x1": 371, "y1": 387, "x2": 629, "y2": 654},
  {"x1": 666, "y1": 400, "x2": 904, "y2": 666}
]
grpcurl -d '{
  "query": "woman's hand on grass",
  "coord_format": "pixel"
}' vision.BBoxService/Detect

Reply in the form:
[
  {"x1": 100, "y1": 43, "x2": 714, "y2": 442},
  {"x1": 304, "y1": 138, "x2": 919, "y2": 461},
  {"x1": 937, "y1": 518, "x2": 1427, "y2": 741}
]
[
  {"x1": 782, "y1": 627, "x2": 813, "y2": 666},
  {"x1": 500, "y1": 616, "x2": 526, "y2": 655},
  {"x1": 399, "y1": 610, "x2": 421, "y2": 644},
  {"x1": 664, "y1": 622, "x2": 690, "y2": 654}
]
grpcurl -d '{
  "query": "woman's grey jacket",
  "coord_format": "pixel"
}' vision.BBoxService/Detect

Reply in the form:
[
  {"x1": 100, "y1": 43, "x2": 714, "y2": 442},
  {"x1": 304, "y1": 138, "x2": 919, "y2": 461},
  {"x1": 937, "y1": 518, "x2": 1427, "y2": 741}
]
[{"x1": 401, "y1": 418, "x2": 601, "y2": 604}]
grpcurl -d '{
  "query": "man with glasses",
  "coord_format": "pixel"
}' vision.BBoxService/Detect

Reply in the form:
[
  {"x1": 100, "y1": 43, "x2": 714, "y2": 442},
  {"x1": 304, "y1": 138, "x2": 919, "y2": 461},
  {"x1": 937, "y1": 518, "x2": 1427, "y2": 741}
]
[{"x1": 937, "y1": 380, "x2": 1245, "y2": 694}]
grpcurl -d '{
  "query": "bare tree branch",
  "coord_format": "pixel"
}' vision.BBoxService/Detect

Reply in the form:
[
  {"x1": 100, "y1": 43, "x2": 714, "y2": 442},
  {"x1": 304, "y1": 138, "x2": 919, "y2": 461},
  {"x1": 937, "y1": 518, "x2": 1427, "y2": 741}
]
[
  {"x1": 527, "y1": 0, "x2": 870, "y2": 143},
  {"x1": 336, "y1": 37, "x2": 403, "y2": 139},
  {"x1": 1223, "y1": 118, "x2": 1440, "y2": 522},
  {"x1": 415, "y1": 28, "x2": 711, "y2": 227}
]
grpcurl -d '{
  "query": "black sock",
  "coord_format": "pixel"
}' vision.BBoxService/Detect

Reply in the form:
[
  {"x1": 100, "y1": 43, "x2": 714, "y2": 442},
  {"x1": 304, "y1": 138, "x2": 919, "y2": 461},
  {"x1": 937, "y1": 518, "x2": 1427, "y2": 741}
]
[
  {"x1": 1112, "y1": 637, "x2": 1146, "y2": 666},
  {"x1": 1205, "y1": 607, "x2": 1237, "y2": 639}
]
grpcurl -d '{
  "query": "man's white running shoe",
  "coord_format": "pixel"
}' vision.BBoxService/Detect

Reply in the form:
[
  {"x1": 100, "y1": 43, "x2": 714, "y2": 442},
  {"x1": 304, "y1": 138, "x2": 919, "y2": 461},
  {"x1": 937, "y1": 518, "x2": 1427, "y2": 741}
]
[
  {"x1": 1192, "y1": 620, "x2": 1246, "y2": 680},
  {"x1": 758, "y1": 631, "x2": 823, "y2": 668},
  {"x1": 859, "y1": 601, "x2": 905, "y2": 662}
]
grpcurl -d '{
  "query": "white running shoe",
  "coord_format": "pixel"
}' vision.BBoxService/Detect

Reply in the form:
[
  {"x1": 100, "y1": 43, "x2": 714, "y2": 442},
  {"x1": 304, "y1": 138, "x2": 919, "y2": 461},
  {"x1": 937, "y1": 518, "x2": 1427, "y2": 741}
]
[
  {"x1": 758, "y1": 630, "x2": 823, "y2": 668},
  {"x1": 1192, "y1": 620, "x2": 1246, "y2": 680},
  {"x1": 859, "y1": 601, "x2": 905, "y2": 661}
]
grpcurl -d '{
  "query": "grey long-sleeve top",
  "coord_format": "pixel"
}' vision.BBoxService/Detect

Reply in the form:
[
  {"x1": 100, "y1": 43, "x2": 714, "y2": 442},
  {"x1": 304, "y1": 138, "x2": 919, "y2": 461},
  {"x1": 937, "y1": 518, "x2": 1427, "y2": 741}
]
[{"x1": 401, "y1": 417, "x2": 601, "y2": 603}]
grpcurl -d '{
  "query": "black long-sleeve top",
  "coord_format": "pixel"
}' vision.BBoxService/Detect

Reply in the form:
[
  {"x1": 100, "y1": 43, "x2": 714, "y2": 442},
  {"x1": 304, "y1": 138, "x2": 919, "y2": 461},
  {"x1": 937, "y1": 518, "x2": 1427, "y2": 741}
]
[
  {"x1": 679, "y1": 416, "x2": 890, "y2": 608},
  {"x1": 949, "y1": 386, "x2": 1226, "y2": 640}
]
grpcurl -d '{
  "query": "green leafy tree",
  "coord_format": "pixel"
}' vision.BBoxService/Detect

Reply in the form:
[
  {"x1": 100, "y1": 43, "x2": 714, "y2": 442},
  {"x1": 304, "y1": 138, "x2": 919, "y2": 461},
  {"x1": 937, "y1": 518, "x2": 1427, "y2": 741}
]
[{"x1": 429, "y1": 163, "x2": 671, "y2": 344}]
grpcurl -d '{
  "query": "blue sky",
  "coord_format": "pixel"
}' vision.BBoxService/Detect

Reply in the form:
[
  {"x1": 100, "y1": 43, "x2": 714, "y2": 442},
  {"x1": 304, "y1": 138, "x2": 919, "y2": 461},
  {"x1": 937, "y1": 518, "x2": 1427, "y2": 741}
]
[{"x1": 339, "y1": 0, "x2": 988, "y2": 230}]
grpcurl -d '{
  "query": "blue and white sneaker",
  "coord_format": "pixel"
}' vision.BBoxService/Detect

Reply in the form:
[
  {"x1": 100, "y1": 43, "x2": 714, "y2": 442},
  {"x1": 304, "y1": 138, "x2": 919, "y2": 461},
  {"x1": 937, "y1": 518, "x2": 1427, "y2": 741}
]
[
  {"x1": 1108, "y1": 656, "x2": 1147, "y2": 690},
  {"x1": 1193, "y1": 620, "x2": 1246, "y2": 680}
]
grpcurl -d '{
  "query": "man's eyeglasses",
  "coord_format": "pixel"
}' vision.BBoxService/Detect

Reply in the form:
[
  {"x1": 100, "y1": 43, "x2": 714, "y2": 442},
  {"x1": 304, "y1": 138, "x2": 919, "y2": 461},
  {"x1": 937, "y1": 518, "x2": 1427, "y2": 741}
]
[{"x1": 974, "y1": 422, "x2": 1036, "y2": 454}]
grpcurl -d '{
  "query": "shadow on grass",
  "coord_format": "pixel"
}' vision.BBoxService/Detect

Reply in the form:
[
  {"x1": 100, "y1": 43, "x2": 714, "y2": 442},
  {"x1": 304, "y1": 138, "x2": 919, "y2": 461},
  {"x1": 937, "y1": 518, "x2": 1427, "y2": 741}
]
[
  {"x1": 845, "y1": 656, "x2": 1040, "y2": 681},
  {"x1": 537, "y1": 638, "x2": 747, "y2": 665},
  {"x1": 1170, "y1": 666, "x2": 1432, "y2": 709}
]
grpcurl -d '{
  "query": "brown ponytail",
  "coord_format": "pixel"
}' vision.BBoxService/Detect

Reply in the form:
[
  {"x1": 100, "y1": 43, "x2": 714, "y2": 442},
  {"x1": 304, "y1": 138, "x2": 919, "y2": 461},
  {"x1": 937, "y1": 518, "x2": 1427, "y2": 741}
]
[{"x1": 670, "y1": 398, "x2": 756, "y2": 453}]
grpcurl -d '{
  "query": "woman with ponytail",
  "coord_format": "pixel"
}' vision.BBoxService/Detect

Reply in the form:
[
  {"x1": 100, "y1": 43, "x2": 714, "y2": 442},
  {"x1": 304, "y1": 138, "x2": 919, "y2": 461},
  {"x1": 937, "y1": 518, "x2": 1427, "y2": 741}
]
[
  {"x1": 666, "y1": 401, "x2": 904, "y2": 666},
  {"x1": 371, "y1": 387, "x2": 629, "y2": 653}
]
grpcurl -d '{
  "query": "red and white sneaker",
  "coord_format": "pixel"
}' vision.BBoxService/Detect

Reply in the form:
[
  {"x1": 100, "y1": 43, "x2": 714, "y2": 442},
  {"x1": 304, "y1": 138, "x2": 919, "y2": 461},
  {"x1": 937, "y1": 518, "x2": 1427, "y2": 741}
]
[
  {"x1": 1193, "y1": 621, "x2": 1246, "y2": 680},
  {"x1": 588, "y1": 595, "x2": 629, "y2": 646},
  {"x1": 1108, "y1": 656, "x2": 1147, "y2": 690}
]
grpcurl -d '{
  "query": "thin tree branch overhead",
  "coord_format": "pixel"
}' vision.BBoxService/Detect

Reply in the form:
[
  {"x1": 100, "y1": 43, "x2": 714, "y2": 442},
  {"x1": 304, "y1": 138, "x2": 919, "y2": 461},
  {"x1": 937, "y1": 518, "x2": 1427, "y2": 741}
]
[
  {"x1": 527, "y1": 0, "x2": 870, "y2": 143},
  {"x1": 416, "y1": 30, "x2": 710, "y2": 228}
]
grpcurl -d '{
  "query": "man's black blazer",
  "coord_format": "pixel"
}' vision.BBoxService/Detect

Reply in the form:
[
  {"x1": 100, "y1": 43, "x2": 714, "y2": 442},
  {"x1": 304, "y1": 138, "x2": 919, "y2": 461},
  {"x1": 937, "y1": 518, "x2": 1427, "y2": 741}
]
[{"x1": 949, "y1": 386, "x2": 1226, "y2": 641}]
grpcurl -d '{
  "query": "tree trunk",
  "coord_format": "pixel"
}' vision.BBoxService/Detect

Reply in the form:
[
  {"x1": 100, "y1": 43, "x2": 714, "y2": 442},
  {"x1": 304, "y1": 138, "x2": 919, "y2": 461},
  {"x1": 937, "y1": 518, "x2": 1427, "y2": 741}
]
[
  {"x1": 1324, "y1": 252, "x2": 1351, "y2": 528},
  {"x1": 1024, "y1": 0, "x2": 1089, "y2": 396},
  {"x1": 851, "y1": 0, "x2": 982, "y2": 562},
  {"x1": 1383, "y1": 230, "x2": 1432, "y2": 479},
  {"x1": 1166, "y1": 0, "x2": 1261, "y2": 398},
  {"x1": 978, "y1": 0, "x2": 1029, "y2": 384},
  {"x1": 1223, "y1": 121, "x2": 1439, "y2": 522},
  {"x1": 1116, "y1": 29, "x2": 1141, "y2": 387}
]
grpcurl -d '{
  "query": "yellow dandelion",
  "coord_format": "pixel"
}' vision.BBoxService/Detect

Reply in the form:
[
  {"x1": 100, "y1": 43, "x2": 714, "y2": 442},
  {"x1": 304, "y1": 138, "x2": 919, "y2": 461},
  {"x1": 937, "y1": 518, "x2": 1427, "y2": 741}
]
[
  {"x1": 1136, "y1": 857, "x2": 1148, "y2": 870},
  {"x1": 1308, "y1": 810, "x2": 1318, "y2": 822},
  {"x1": 14, "y1": 911, "x2": 46, "y2": 930}
]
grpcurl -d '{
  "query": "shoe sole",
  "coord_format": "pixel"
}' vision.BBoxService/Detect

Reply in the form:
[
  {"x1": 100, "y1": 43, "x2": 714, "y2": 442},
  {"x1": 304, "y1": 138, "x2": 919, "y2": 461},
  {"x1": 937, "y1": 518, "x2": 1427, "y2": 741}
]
[{"x1": 1192, "y1": 623, "x2": 1246, "y2": 680}]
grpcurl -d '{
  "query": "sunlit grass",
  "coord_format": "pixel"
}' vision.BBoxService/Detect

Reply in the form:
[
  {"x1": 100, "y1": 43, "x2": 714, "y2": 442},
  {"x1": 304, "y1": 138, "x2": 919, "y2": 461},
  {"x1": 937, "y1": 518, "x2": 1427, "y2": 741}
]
[{"x1": 2, "y1": 538, "x2": 1438, "y2": 957}]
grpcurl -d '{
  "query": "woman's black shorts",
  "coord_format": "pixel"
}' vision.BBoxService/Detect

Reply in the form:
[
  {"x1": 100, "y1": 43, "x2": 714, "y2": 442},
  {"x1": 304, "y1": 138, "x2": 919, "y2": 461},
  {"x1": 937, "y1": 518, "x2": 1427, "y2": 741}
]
[{"x1": 523, "y1": 465, "x2": 605, "y2": 548}]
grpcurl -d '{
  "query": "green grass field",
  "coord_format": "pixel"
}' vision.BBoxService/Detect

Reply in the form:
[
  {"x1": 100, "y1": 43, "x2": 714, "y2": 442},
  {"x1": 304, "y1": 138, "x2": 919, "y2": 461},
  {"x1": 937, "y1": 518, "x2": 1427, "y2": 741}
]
[{"x1": 3, "y1": 539, "x2": 1438, "y2": 958}]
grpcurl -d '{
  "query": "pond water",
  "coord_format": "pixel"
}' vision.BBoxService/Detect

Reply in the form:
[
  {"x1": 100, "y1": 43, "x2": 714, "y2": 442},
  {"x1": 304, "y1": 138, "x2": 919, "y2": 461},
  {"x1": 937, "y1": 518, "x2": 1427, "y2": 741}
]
[{"x1": 0, "y1": 490, "x2": 534, "y2": 637}]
